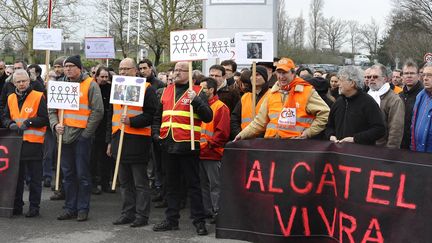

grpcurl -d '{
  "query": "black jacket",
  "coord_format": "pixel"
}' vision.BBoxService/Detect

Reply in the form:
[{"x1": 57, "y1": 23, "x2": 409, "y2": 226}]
[
  {"x1": 217, "y1": 83, "x2": 240, "y2": 113},
  {"x1": 147, "y1": 75, "x2": 166, "y2": 90},
  {"x1": 230, "y1": 87, "x2": 268, "y2": 139},
  {"x1": 95, "y1": 83, "x2": 111, "y2": 142},
  {"x1": 325, "y1": 89, "x2": 386, "y2": 145},
  {"x1": 153, "y1": 83, "x2": 213, "y2": 154},
  {"x1": 1, "y1": 88, "x2": 49, "y2": 161},
  {"x1": 399, "y1": 81, "x2": 424, "y2": 149},
  {"x1": 107, "y1": 86, "x2": 158, "y2": 164},
  {"x1": 0, "y1": 72, "x2": 8, "y2": 94}
]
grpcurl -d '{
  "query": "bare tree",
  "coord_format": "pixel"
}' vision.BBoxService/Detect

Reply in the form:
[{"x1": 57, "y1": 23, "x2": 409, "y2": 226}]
[
  {"x1": 396, "y1": 0, "x2": 432, "y2": 34},
  {"x1": 347, "y1": 20, "x2": 360, "y2": 54},
  {"x1": 322, "y1": 17, "x2": 346, "y2": 52},
  {"x1": 308, "y1": 0, "x2": 324, "y2": 51},
  {"x1": 359, "y1": 18, "x2": 380, "y2": 57},
  {"x1": 277, "y1": 0, "x2": 294, "y2": 49},
  {"x1": 0, "y1": 0, "x2": 79, "y2": 63},
  {"x1": 293, "y1": 13, "x2": 305, "y2": 49}
]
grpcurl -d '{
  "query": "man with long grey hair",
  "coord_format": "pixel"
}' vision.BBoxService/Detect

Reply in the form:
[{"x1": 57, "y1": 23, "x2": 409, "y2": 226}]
[{"x1": 325, "y1": 66, "x2": 386, "y2": 145}]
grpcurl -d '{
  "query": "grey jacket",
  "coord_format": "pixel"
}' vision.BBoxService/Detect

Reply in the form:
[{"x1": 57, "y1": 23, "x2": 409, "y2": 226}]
[
  {"x1": 49, "y1": 73, "x2": 104, "y2": 144},
  {"x1": 376, "y1": 89, "x2": 405, "y2": 148}
]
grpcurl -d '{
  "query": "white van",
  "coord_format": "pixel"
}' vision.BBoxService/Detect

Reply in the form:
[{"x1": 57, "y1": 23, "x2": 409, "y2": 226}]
[{"x1": 354, "y1": 55, "x2": 370, "y2": 65}]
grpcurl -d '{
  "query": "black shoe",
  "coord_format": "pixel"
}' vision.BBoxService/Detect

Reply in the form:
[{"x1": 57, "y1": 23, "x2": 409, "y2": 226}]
[
  {"x1": 92, "y1": 186, "x2": 102, "y2": 195},
  {"x1": 130, "y1": 218, "x2": 148, "y2": 228},
  {"x1": 13, "y1": 208, "x2": 23, "y2": 216},
  {"x1": 50, "y1": 191, "x2": 65, "y2": 200},
  {"x1": 57, "y1": 211, "x2": 77, "y2": 220},
  {"x1": 153, "y1": 220, "x2": 179, "y2": 231},
  {"x1": 195, "y1": 221, "x2": 208, "y2": 236},
  {"x1": 154, "y1": 201, "x2": 168, "y2": 208},
  {"x1": 113, "y1": 216, "x2": 135, "y2": 225},
  {"x1": 210, "y1": 214, "x2": 217, "y2": 224},
  {"x1": 43, "y1": 177, "x2": 52, "y2": 188},
  {"x1": 25, "y1": 208, "x2": 40, "y2": 218},
  {"x1": 77, "y1": 212, "x2": 88, "y2": 221}
]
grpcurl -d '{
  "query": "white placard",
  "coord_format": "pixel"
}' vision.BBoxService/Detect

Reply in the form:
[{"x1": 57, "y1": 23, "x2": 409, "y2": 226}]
[
  {"x1": 47, "y1": 81, "x2": 80, "y2": 110},
  {"x1": 84, "y1": 37, "x2": 115, "y2": 59},
  {"x1": 33, "y1": 28, "x2": 62, "y2": 51},
  {"x1": 170, "y1": 29, "x2": 208, "y2": 62},
  {"x1": 109, "y1": 76, "x2": 146, "y2": 107},
  {"x1": 207, "y1": 38, "x2": 234, "y2": 60},
  {"x1": 235, "y1": 31, "x2": 273, "y2": 64}
]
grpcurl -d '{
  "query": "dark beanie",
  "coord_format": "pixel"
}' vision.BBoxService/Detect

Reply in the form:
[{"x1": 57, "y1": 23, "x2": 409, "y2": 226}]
[
  {"x1": 64, "y1": 55, "x2": 82, "y2": 69},
  {"x1": 53, "y1": 56, "x2": 66, "y2": 66},
  {"x1": 255, "y1": 66, "x2": 268, "y2": 82}
]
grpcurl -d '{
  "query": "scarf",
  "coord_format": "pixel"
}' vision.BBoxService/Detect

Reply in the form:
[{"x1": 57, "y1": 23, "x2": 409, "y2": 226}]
[
  {"x1": 281, "y1": 77, "x2": 312, "y2": 108},
  {"x1": 368, "y1": 83, "x2": 390, "y2": 107}
]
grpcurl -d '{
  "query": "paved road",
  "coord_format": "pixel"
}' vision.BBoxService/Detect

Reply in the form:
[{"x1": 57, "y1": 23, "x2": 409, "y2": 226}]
[{"x1": 0, "y1": 187, "x2": 246, "y2": 243}]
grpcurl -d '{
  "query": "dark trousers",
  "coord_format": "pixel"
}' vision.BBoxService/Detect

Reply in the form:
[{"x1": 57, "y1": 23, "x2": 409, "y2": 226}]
[
  {"x1": 42, "y1": 130, "x2": 55, "y2": 179},
  {"x1": 119, "y1": 163, "x2": 151, "y2": 220},
  {"x1": 91, "y1": 140, "x2": 114, "y2": 187},
  {"x1": 164, "y1": 152, "x2": 205, "y2": 225},
  {"x1": 15, "y1": 159, "x2": 43, "y2": 210},
  {"x1": 61, "y1": 136, "x2": 92, "y2": 213}
]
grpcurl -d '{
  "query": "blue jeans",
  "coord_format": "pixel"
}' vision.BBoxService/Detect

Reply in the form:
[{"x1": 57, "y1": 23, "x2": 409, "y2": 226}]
[{"x1": 61, "y1": 136, "x2": 92, "y2": 214}]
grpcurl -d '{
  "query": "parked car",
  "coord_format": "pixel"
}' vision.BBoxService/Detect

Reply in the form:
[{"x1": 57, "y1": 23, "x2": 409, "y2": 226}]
[{"x1": 354, "y1": 55, "x2": 370, "y2": 65}]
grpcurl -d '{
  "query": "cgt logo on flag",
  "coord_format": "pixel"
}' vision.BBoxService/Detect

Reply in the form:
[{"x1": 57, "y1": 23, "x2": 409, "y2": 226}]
[{"x1": 0, "y1": 146, "x2": 9, "y2": 172}]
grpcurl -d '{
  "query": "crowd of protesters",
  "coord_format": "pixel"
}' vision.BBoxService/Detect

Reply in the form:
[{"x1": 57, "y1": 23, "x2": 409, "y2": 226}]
[{"x1": 0, "y1": 53, "x2": 431, "y2": 236}]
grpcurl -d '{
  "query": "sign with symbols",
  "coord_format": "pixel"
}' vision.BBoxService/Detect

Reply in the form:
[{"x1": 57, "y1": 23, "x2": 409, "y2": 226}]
[
  {"x1": 207, "y1": 38, "x2": 233, "y2": 60},
  {"x1": 235, "y1": 31, "x2": 273, "y2": 64},
  {"x1": 109, "y1": 75, "x2": 146, "y2": 107},
  {"x1": 33, "y1": 28, "x2": 62, "y2": 51},
  {"x1": 424, "y1": 53, "x2": 432, "y2": 63},
  {"x1": 47, "y1": 81, "x2": 80, "y2": 110},
  {"x1": 170, "y1": 29, "x2": 208, "y2": 62},
  {"x1": 84, "y1": 37, "x2": 115, "y2": 59}
]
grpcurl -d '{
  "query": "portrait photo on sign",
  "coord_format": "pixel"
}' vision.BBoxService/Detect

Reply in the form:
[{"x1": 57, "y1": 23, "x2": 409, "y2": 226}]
[
  {"x1": 126, "y1": 86, "x2": 141, "y2": 102},
  {"x1": 109, "y1": 75, "x2": 146, "y2": 106},
  {"x1": 113, "y1": 84, "x2": 125, "y2": 101},
  {"x1": 247, "y1": 42, "x2": 262, "y2": 59}
]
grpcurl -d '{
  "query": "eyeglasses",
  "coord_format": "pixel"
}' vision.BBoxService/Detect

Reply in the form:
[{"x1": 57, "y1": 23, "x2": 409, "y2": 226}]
[
  {"x1": 174, "y1": 69, "x2": 188, "y2": 73},
  {"x1": 403, "y1": 72, "x2": 417, "y2": 76},
  {"x1": 365, "y1": 75, "x2": 381, "y2": 79},
  {"x1": 119, "y1": 67, "x2": 134, "y2": 71},
  {"x1": 64, "y1": 64, "x2": 77, "y2": 68}
]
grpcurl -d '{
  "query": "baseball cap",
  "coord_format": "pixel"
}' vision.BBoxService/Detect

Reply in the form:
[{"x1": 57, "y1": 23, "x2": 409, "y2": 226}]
[{"x1": 276, "y1": 58, "x2": 296, "y2": 72}]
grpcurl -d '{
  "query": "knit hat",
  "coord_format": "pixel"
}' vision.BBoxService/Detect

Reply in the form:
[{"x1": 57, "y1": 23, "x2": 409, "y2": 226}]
[
  {"x1": 255, "y1": 66, "x2": 269, "y2": 82},
  {"x1": 276, "y1": 58, "x2": 296, "y2": 72},
  {"x1": 64, "y1": 55, "x2": 82, "y2": 69},
  {"x1": 53, "y1": 56, "x2": 66, "y2": 66}
]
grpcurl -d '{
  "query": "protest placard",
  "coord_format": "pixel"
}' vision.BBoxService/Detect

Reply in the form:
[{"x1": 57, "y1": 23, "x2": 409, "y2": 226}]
[
  {"x1": 33, "y1": 28, "x2": 62, "y2": 51},
  {"x1": 170, "y1": 29, "x2": 208, "y2": 61},
  {"x1": 85, "y1": 37, "x2": 115, "y2": 59},
  {"x1": 207, "y1": 38, "x2": 233, "y2": 60},
  {"x1": 235, "y1": 31, "x2": 273, "y2": 63},
  {"x1": 109, "y1": 76, "x2": 146, "y2": 107},
  {"x1": 47, "y1": 81, "x2": 80, "y2": 110}
]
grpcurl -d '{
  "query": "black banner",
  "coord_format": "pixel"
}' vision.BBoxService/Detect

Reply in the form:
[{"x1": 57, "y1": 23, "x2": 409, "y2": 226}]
[
  {"x1": 216, "y1": 139, "x2": 432, "y2": 243},
  {"x1": 0, "y1": 129, "x2": 23, "y2": 217}
]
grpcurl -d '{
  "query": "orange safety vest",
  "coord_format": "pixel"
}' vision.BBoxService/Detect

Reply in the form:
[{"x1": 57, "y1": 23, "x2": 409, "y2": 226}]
[
  {"x1": 8, "y1": 91, "x2": 46, "y2": 143},
  {"x1": 112, "y1": 83, "x2": 151, "y2": 136},
  {"x1": 241, "y1": 91, "x2": 269, "y2": 129},
  {"x1": 264, "y1": 84, "x2": 315, "y2": 138},
  {"x1": 200, "y1": 99, "x2": 227, "y2": 156},
  {"x1": 62, "y1": 77, "x2": 93, "y2": 128},
  {"x1": 160, "y1": 85, "x2": 203, "y2": 142}
]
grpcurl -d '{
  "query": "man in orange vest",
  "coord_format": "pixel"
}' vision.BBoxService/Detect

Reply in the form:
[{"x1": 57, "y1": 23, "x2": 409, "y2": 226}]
[
  {"x1": 234, "y1": 57, "x2": 329, "y2": 140},
  {"x1": 107, "y1": 58, "x2": 157, "y2": 227},
  {"x1": 152, "y1": 61, "x2": 213, "y2": 235},
  {"x1": 198, "y1": 77, "x2": 230, "y2": 224},
  {"x1": 49, "y1": 55, "x2": 104, "y2": 222},
  {"x1": 2, "y1": 69, "x2": 48, "y2": 217}
]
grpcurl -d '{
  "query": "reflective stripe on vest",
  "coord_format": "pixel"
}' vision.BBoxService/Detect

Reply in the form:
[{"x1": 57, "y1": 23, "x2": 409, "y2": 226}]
[
  {"x1": 200, "y1": 99, "x2": 227, "y2": 156},
  {"x1": 264, "y1": 85, "x2": 315, "y2": 138},
  {"x1": 160, "y1": 84, "x2": 203, "y2": 142},
  {"x1": 8, "y1": 91, "x2": 47, "y2": 143},
  {"x1": 112, "y1": 83, "x2": 151, "y2": 136},
  {"x1": 63, "y1": 77, "x2": 93, "y2": 128},
  {"x1": 241, "y1": 91, "x2": 269, "y2": 129}
]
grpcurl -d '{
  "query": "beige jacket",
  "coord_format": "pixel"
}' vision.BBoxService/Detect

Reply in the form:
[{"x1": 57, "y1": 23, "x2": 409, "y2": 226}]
[{"x1": 238, "y1": 81, "x2": 330, "y2": 139}]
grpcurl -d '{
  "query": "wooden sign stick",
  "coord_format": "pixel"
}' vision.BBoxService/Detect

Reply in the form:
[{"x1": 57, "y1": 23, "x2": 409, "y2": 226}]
[{"x1": 111, "y1": 105, "x2": 128, "y2": 190}]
